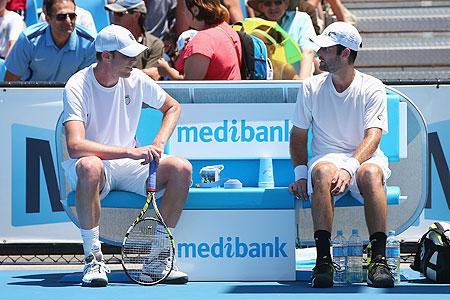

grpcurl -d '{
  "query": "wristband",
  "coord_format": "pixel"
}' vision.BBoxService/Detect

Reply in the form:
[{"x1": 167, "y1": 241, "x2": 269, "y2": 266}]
[
  {"x1": 294, "y1": 165, "x2": 308, "y2": 181},
  {"x1": 341, "y1": 157, "x2": 360, "y2": 178}
]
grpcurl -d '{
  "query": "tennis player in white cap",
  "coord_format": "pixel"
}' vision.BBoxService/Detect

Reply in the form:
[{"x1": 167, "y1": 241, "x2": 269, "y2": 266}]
[
  {"x1": 61, "y1": 24, "x2": 191, "y2": 287},
  {"x1": 289, "y1": 22, "x2": 394, "y2": 288}
]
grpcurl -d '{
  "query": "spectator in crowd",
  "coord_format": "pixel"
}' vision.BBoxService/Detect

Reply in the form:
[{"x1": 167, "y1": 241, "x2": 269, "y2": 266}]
[
  {"x1": 156, "y1": 28, "x2": 197, "y2": 80},
  {"x1": 249, "y1": 0, "x2": 320, "y2": 35},
  {"x1": 176, "y1": 0, "x2": 244, "y2": 37},
  {"x1": 62, "y1": 24, "x2": 191, "y2": 287},
  {"x1": 39, "y1": 0, "x2": 97, "y2": 34},
  {"x1": 105, "y1": 0, "x2": 164, "y2": 80},
  {"x1": 4, "y1": 0, "x2": 96, "y2": 82},
  {"x1": 170, "y1": 0, "x2": 241, "y2": 80},
  {"x1": 248, "y1": 0, "x2": 317, "y2": 80},
  {"x1": 0, "y1": 0, "x2": 25, "y2": 59},
  {"x1": 288, "y1": 22, "x2": 394, "y2": 289},
  {"x1": 144, "y1": 0, "x2": 176, "y2": 39},
  {"x1": 6, "y1": 0, "x2": 25, "y2": 19}
]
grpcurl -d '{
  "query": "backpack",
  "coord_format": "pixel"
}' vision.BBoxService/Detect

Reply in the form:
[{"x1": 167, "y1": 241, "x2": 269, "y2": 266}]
[
  {"x1": 232, "y1": 23, "x2": 273, "y2": 80},
  {"x1": 410, "y1": 222, "x2": 450, "y2": 283}
]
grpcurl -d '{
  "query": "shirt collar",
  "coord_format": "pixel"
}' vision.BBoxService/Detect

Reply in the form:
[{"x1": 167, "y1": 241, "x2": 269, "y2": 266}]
[
  {"x1": 280, "y1": 10, "x2": 295, "y2": 28},
  {"x1": 45, "y1": 25, "x2": 77, "y2": 51}
]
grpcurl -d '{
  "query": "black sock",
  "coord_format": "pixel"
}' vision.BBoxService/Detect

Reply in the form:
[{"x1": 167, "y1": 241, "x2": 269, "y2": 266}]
[
  {"x1": 369, "y1": 232, "x2": 387, "y2": 259},
  {"x1": 314, "y1": 230, "x2": 331, "y2": 264}
]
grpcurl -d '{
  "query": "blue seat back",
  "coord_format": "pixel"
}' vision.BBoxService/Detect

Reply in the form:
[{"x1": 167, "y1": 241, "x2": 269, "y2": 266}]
[
  {"x1": 25, "y1": 0, "x2": 39, "y2": 27},
  {"x1": 0, "y1": 58, "x2": 6, "y2": 81},
  {"x1": 76, "y1": 0, "x2": 110, "y2": 32}
]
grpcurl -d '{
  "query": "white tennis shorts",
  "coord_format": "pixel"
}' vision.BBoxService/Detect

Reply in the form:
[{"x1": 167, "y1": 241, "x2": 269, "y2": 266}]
[
  {"x1": 61, "y1": 156, "x2": 169, "y2": 200},
  {"x1": 307, "y1": 152, "x2": 391, "y2": 203}
]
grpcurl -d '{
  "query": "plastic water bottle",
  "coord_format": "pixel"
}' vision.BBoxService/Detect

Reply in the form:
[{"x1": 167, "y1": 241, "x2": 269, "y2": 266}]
[
  {"x1": 386, "y1": 230, "x2": 401, "y2": 284},
  {"x1": 347, "y1": 229, "x2": 363, "y2": 283},
  {"x1": 332, "y1": 230, "x2": 347, "y2": 285}
]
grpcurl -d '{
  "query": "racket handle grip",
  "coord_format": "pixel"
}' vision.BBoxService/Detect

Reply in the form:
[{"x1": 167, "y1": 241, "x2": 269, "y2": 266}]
[{"x1": 147, "y1": 160, "x2": 157, "y2": 192}]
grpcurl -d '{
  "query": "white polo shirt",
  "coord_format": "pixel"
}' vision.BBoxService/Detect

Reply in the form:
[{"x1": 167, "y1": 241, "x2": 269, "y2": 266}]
[
  {"x1": 63, "y1": 65, "x2": 166, "y2": 148},
  {"x1": 292, "y1": 70, "x2": 388, "y2": 158}
]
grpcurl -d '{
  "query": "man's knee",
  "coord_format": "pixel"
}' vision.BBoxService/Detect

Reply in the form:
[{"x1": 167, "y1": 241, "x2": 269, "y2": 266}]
[
  {"x1": 165, "y1": 157, "x2": 192, "y2": 184},
  {"x1": 312, "y1": 163, "x2": 336, "y2": 189},
  {"x1": 76, "y1": 156, "x2": 104, "y2": 183},
  {"x1": 356, "y1": 164, "x2": 383, "y2": 190}
]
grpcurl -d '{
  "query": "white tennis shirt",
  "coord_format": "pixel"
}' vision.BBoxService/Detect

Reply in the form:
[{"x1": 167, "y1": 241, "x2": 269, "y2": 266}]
[
  {"x1": 63, "y1": 65, "x2": 166, "y2": 148},
  {"x1": 292, "y1": 70, "x2": 388, "y2": 157}
]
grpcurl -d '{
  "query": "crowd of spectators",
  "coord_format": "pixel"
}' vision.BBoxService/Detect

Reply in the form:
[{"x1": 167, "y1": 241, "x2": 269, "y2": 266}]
[{"x1": 0, "y1": 0, "x2": 357, "y2": 82}]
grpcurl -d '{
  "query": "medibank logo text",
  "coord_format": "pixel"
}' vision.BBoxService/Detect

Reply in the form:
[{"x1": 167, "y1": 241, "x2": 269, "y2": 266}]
[
  {"x1": 177, "y1": 236, "x2": 288, "y2": 258},
  {"x1": 177, "y1": 120, "x2": 290, "y2": 143}
]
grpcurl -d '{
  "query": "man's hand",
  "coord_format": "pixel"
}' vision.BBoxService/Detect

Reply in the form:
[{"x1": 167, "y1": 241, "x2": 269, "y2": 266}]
[
  {"x1": 289, "y1": 179, "x2": 308, "y2": 200},
  {"x1": 127, "y1": 145, "x2": 162, "y2": 165},
  {"x1": 330, "y1": 169, "x2": 351, "y2": 196}
]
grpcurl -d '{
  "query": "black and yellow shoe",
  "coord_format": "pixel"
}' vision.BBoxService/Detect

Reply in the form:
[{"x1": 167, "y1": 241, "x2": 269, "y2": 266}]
[
  {"x1": 367, "y1": 255, "x2": 394, "y2": 288},
  {"x1": 311, "y1": 261, "x2": 336, "y2": 288}
]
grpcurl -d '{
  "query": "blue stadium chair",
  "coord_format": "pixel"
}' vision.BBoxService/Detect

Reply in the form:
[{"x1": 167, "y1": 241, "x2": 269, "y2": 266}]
[
  {"x1": 76, "y1": 0, "x2": 110, "y2": 32},
  {"x1": 0, "y1": 58, "x2": 6, "y2": 81},
  {"x1": 25, "y1": 0, "x2": 39, "y2": 27}
]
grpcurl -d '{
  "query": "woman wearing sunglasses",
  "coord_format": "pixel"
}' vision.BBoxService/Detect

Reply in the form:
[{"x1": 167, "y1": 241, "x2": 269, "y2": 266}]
[{"x1": 248, "y1": 0, "x2": 317, "y2": 80}]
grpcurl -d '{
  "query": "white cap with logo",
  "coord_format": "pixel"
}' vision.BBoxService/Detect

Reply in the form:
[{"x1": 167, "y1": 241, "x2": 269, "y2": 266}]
[
  {"x1": 104, "y1": 0, "x2": 146, "y2": 14},
  {"x1": 95, "y1": 24, "x2": 148, "y2": 57},
  {"x1": 310, "y1": 22, "x2": 362, "y2": 51}
]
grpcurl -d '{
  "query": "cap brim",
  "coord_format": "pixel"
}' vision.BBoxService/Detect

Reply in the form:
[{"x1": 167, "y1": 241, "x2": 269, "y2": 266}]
[
  {"x1": 104, "y1": 3, "x2": 127, "y2": 12},
  {"x1": 118, "y1": 43, "x2": 148, "y2": 57},
  {"x1": 310, "y1": 35, "x2": 338, "y2": 50}
]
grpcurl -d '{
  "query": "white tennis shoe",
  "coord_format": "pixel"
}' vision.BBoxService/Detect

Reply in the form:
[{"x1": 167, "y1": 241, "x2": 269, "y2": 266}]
[
  {"x1": 82, "y1": 252, "x2": 111, "y2": 287},
  {"x1": 141, "y1": 254, "x2": 188, "y2": 284}
]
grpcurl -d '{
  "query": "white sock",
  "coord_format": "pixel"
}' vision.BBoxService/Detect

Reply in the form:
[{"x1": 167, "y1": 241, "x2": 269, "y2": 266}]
[{"x1": 80, "y1": 226, "x2": 101, "y2": 257}]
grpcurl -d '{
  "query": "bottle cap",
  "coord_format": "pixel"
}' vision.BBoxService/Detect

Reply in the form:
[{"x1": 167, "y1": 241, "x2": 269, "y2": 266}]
[
  {"x1": 352, "y1": 229, "x2": 358, "y2": 235},
  {"x1": 337, "y1": 230, "x2": 343, "y2": 235}
]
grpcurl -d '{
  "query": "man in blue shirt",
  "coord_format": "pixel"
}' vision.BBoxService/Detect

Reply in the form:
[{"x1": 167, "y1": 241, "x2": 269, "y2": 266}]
[{"x1": 4, "y1": 0, "x2": 95, "y2": 82}]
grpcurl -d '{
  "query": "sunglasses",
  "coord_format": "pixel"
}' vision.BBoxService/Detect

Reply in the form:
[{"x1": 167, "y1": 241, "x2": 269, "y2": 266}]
[
  {"x1": 262, "y1": 0, "x2": 284, "y2": 7},
  {"x1": 53, "y1": 12, "x2": 77, "y2": 21}
]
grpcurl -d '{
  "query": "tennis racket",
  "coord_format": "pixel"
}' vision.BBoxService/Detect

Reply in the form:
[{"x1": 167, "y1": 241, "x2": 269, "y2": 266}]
[{"x1": 121, "y1": 160, "x2": 175, "y2": 285}]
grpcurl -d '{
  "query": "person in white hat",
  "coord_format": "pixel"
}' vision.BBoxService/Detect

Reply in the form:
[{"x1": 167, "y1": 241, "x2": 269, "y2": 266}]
[
  {"x1": 62, "y1": 24, "x2": 191, "y2": 287},
  {"x1": 289, "y1": 22, "x2": 395, "y2": 288},
  {"x1": 105, "y1": 0, "x2": 164, "y2": 80}
]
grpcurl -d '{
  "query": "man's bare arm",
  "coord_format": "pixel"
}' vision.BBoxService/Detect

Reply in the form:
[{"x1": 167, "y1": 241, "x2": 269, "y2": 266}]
[
  {"x1": 352, "y1": 127, "x2": 383, "y2": 163},
  {"x1": 290, "y1": 126, "x2": 309, "y2": 167},
  {"x1": 152, "y1": 93, "x2": 181, "y2": 150}
]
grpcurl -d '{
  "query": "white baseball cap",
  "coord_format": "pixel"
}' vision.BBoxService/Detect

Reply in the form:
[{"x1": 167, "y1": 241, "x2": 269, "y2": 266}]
[
  {"x1": 104, "y1": 0, "x2": 146, "y2": 14},
  {"x1": 310, "y1": 22, "x2": 362, "y2": 51},
  {"x1": 95, "y1": 24, "x2": 147, "y2": 57}
]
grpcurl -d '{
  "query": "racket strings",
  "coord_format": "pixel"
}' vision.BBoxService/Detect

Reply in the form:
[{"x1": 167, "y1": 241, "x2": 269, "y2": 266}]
[{"x1": 122, "y1": 219, "x2": 174, "y2": 284}]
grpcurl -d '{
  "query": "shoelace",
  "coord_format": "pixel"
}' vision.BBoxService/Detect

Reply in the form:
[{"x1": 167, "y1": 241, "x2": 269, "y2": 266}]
[
  {"x1": 369, "y1": 259, "x2": 394, "y2": 280},
  {"x1": 85, "y1": 258, "x2": 111, "y2": 275},
  {"x1": 312, "y1": 261, "x2": 341, "y2": 272}
]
